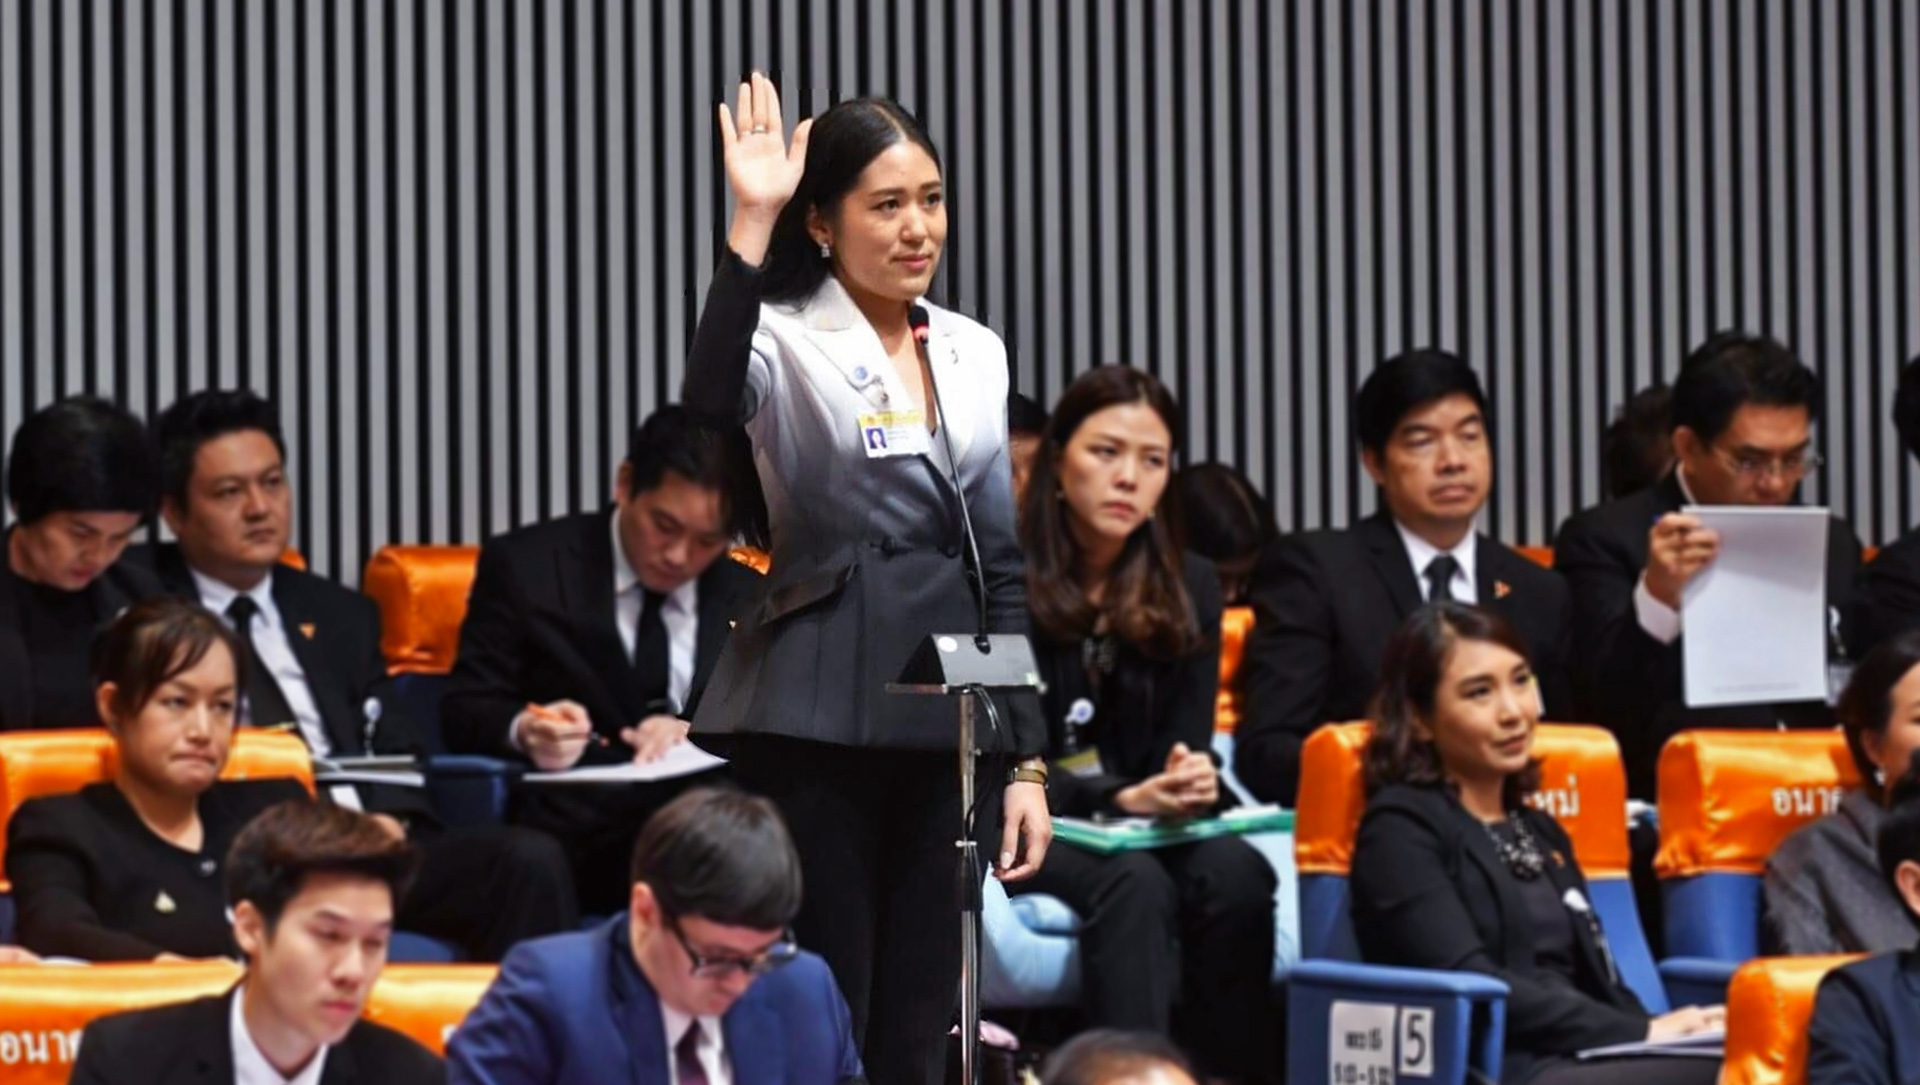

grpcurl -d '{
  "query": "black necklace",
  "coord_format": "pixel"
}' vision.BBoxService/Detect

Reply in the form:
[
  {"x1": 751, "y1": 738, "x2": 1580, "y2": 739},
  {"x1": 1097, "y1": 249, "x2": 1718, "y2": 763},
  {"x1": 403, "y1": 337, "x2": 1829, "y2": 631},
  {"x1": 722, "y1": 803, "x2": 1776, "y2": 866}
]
[{"x1": 1484, "y1": 811, "x2": 1547, "y2": 880}]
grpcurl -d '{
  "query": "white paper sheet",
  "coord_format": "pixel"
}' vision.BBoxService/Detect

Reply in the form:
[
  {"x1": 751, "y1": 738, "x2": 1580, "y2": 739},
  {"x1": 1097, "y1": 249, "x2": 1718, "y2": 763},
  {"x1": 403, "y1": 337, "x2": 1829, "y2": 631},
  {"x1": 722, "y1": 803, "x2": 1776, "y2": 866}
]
[
  {"x1": 1681, "y1": 505, "x2": 1830, "y2": 708},
  {"x1": 1577, "y1": 1029, "x2": 1724, "y2": 1061},
  {"x1": 521, "y1": 741, "x2": 728, "y2": 784}
]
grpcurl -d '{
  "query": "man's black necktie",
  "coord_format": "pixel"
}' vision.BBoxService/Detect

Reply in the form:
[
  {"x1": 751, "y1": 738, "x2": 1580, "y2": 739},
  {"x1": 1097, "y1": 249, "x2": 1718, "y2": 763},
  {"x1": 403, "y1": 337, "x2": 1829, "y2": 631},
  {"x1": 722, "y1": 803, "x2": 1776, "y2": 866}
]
[
  {"x1": 632, "y1": 588, "x2": 670, "y2": 706},
  {"x1": 227, "y1": 595, "x2": 299, "y2": 729},
  {"x1": 1424, "y1": 555, "x2": 1461, "y2": 604}
]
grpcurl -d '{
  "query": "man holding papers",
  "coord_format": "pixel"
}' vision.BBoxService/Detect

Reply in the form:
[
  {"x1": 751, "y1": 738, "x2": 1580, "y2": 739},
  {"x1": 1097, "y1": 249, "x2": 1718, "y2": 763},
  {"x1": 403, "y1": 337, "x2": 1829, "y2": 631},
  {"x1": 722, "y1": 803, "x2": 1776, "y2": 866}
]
[
  {"x1": 1555, "y1": 333, "x2": 1864, "y2": 799},
  {"x1": 442, "y1": 406, "x2": 760, "y2": 915},
  {"x1": 145, "y1": 390, "x2": 576, "y2": 961}
]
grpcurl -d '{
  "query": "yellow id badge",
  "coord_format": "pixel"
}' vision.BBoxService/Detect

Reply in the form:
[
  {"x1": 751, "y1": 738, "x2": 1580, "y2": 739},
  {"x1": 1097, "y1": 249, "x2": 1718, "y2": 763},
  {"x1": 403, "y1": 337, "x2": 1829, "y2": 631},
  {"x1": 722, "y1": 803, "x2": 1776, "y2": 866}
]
[
  {"x1": 857, "y1": 409, "x2": 933, "y2": 458},
  {"x1": 1057, "y1": 747, "x2": 1106, "y2": 779}
]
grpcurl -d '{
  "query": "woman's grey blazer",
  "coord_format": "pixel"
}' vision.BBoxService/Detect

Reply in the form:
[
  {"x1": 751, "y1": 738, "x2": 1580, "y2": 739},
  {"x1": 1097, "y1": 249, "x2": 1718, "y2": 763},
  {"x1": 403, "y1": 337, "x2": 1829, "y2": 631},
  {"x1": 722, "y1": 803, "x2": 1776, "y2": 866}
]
[{"x1": 683, "y1": 252, "x2": 1044, "y2": 756}]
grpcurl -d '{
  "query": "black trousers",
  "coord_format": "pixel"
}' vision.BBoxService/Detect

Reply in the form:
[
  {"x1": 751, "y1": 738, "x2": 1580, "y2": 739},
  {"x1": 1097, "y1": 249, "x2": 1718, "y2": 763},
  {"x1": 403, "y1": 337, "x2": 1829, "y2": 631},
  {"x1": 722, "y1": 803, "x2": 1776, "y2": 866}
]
[
  {"x1": 399, "y1": 824, "x2": 580, "y2": 961},
  {"x1": 1016, "y1": 836, "x2": 1280, "y2": 1082},
  {"x1": 728, "y1": 736, "x2": 965, "y2": 1085},
  {"x1": 1526, "y1": 1056, "x2": 1721, "y2": 1085}
]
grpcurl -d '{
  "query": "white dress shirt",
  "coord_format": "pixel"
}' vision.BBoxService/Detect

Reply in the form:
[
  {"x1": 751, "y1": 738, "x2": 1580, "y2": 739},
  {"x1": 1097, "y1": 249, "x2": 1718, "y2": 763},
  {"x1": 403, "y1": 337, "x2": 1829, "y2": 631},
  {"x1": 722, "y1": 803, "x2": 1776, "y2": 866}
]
[
  {"x1": 610, "y1": 511, "x2": 699, "y2": 714},
  {"x1": 193, "y1": 569, "x2": 331, "y2": 754},
  {"x1": 231, "y1": 985, "x2": 329, "y2": 1085},
  {"x1": 1396, "y1": 520, "x2": 1479, "y2": 605},
  {"x1": 661, "y1": 1004, "x2": 731, "y2": 1085}
]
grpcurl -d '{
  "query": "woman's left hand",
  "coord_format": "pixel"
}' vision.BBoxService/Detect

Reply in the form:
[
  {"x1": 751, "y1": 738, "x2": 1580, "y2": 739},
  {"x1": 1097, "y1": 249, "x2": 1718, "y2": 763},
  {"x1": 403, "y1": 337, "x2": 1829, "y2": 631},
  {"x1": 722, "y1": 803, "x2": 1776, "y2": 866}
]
[{"x1": 996, "y1": 781, "x2": 1052, "y2": 882}]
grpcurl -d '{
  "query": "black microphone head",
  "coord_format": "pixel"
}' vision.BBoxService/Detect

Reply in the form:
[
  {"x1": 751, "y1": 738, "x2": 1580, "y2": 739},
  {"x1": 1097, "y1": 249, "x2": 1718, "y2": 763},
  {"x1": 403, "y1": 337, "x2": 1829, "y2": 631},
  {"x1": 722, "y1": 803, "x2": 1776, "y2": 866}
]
[{"x1": 908, "y1": 304, "x2": 931, "y2": 344}]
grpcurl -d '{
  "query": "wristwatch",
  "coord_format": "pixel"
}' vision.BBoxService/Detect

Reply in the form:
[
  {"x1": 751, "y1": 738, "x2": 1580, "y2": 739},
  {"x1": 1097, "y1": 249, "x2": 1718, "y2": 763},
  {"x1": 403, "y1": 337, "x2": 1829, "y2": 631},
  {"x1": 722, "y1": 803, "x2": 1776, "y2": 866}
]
[{"x1": 1008, "y1": 757, "x2": 1049, "y2": 788}]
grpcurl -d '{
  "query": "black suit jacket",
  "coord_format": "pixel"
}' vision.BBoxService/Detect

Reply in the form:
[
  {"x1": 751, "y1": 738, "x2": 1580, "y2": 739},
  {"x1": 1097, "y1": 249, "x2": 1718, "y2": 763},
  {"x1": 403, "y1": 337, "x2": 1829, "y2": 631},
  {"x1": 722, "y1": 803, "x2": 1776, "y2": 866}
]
[
  {"x1": 1552, "y1": 471, "x2": 1863, "y2": 798},
  {"x1": 142, "y1": 544, "x2": 434, "y2": 824},
  {"x1": 440, "y1": 509, "x2": 759, "y2": 762},
  {"x1": 7, "y1": 778, "x2": 308, "y2": 960},
  {"x1": 1858, "y1": 527, "x2": 1920, "y2": 657},
  {"x1": 1351, "y1": 786, "x2": 1648, "y2": 1085},
  {"x1": 1231, "y1": 514, "x2": 1576, "y2": 807},
  {"x1": 0, "y1": 545, "x2": 163, "y2": 731},
  {"x1": 70, "y1": 988, "x2": 444, "y2": 1085},
  {"x1": 1033, "y1": 552, "x2": 1224, "y2": 818},
  {"x1": 1806, "y1": 950, "x2": 1920, "y2": 1085}
]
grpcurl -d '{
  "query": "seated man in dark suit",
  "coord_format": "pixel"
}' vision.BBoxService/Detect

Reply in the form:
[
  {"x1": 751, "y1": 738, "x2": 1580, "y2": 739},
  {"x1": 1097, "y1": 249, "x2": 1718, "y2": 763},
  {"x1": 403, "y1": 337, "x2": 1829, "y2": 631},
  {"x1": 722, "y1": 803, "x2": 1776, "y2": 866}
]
[
  {"x1": 1232, "y1": 349, "x2": 1575, "y2": 806},
  {"x1": 1, "y1": 396, "x2": 164, "y2": 730},
  {"x1": 1554, "y1": 332, "x2": 1862, "y2": 799},
  {"x1": 447, "y1": 787, "x2": 862, "y2": 1085},
  {"x1": 69, "y1": 800, "x2": 445, "y2": 1084},
  {"x1": 442, "y1": 406, "x2": 761, "y2": 914},
  {"x1": 145, "y1": 389, "x2": 576, "y2": 961},
  {"x1": 1857, "y1": 357, "x2": 1920, "y2": 654},
  {"x1": 1805, "y1": 766, "x2": 1920, "y2": 1085}
]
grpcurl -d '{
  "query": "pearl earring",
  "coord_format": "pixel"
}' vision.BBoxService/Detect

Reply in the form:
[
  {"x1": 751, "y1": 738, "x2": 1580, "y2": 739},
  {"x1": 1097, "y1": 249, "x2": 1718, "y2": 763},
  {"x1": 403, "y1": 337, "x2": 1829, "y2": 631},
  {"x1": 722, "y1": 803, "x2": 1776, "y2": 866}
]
[{"x1": 819, "y1": 242, "x2": 832, "y2": 259}]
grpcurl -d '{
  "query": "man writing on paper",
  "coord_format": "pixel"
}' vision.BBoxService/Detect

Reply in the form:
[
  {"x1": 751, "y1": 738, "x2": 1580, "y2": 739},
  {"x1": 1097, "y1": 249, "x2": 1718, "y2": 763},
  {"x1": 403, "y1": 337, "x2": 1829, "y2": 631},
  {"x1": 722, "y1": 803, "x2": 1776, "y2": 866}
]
[
  {"x1": 145, "y1": 390, "x2": 576, "y2": 961},
  {"x1": 442, "y1": 407, "x2": 761, "y2": 915},
  {"x1": 1555, "y1": 332, "x2": 1864, "y2": 800}
]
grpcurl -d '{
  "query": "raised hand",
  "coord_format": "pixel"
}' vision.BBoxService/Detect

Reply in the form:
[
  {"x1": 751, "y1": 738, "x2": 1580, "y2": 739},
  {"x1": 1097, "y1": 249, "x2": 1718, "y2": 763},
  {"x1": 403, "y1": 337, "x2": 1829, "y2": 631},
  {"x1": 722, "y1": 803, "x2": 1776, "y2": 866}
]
[{"x1": 718, "y1": 72, "x2": 814, "y2": 265}]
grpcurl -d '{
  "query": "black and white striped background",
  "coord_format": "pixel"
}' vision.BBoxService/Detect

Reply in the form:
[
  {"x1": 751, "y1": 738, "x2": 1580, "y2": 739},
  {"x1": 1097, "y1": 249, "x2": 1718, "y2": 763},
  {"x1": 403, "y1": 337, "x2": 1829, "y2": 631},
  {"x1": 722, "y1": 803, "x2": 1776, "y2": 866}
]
[{"x1": 2, "y1": 0, "x2": 1918, "y2": 582}]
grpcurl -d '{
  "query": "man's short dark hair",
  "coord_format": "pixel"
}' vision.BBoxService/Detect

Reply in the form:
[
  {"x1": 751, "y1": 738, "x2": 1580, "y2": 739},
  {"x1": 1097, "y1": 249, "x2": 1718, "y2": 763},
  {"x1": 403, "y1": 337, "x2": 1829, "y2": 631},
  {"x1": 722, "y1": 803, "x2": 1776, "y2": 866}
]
[
  {"x1": 1892, "y1": 356, "x2": 1920, "y2": 463},
  {"x1": 629, "y1": 787, "x2": 802, "y2": 930},
  {"x1": 1602, "y1": 383, "x2": 1674, "y2": 499},
  {"x1": 1879, "y1": 755, "x2": 1920, "y2": 918},
  {"x1": 1671, "y1": 331, "x2": 1821, "y2": 446},
  {"x1": 225, "y1": 801, "x2": 418, "y2": 933},
  {"x1": 155, "y1": 390, "x2": 288, "y2": 508},
  {"x1": 1040, "y1": 1030, "x2": 1196, "y2": 1085},
  {"x1": 1009, "y1": 392, "x2": 1050, "y2": 438},
  {"x1": 624, "y1": 406, "x2": 764, "y2": 543},
  {"x1": 1353, "y1": 349, "x2": 1490, "y2": 457},
  {"x1": 6, "y1": 396, "x2": 158, "y2": 524}
]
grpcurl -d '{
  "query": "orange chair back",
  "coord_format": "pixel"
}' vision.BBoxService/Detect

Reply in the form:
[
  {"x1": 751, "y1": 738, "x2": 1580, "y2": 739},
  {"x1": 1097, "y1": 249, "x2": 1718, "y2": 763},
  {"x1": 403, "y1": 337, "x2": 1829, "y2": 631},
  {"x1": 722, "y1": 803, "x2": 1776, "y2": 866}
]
[
  {"x1": 1515, "y1": 545, "x2": 1554, "y2": 569},
  {"x1": 0, "y1": 729, "x2": 312, "y2": 892},
  {"x1": 363, "y1": 964, "x2": 498, "y2": 1054},
  {"x1": 0, "y1": 960, "x2": 241, "y2": 1085},
  {"x1": 728, "y1": 545, "x2": 771, "y2": 574},
  {"x1": 1654, "y1": 730, "x2": 1861, "y2": 879},
  {"x1": 363, "y1": 545, "x2": 482, "y2": 676},
  {"x1": 1723, "y1": 954, "x2": 1861, "y2": 1085},
  {"x1": 1296, "y1": 721, "x2": 1631, "y2": 878},
  {"x1": 1215, "y1": 606, "x2": 1254, "y2": 734},
  {"x1": 0, "y1": 961, "x2": 496, "y2": 1081},
  {"x1": 280, "y1": 548, "x2": 308, "y2": 571}
]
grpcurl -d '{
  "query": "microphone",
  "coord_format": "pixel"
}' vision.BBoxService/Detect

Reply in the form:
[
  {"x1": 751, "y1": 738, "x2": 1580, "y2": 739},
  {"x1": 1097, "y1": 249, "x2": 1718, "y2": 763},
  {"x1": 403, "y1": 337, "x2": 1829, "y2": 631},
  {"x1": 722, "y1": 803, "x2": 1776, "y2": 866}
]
[{"x1": 909, "y1": 304, "x2": 992, "y2": 654}]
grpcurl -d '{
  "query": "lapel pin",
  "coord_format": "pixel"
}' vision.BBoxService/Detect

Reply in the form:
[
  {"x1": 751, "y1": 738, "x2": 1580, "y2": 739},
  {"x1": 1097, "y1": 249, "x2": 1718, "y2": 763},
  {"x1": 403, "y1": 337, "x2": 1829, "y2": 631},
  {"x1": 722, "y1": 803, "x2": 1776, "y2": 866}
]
[
  {"x1": 1494, "y1": 580, "x2": 1512, "y2": 599},
  {"x1": 728, "y1": 619, "x2": 738, "y2": 629},
  {"x1": 154, "y1": 890, "x2": 177, "y2": 914},
  {"x1": 299, "y1": 622, "x2": 317, "y2": 640}
]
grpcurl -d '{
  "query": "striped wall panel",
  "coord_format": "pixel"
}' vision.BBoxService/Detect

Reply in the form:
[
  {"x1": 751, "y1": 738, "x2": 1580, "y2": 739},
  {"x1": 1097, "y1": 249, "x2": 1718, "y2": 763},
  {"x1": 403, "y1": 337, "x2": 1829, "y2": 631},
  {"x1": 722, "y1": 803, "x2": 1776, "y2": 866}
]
[{"x1": 3, "y1": 0, "x2": 1919, "y2": 582}]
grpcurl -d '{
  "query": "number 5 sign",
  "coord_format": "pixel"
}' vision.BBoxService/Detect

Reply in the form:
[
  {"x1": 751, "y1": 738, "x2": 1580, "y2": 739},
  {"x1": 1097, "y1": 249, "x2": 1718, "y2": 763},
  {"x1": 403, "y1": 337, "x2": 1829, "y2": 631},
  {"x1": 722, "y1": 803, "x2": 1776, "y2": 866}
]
[{"x1": 1328, "y1": 1001, "x2": 1436, "y2": 1082}]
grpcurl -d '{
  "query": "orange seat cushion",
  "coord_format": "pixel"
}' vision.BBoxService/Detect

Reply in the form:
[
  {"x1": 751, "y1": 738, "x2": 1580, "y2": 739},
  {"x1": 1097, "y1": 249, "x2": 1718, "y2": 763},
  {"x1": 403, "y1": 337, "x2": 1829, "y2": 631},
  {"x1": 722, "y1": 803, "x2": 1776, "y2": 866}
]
[
  {"x1": 0, "y1": 961, "x2": 496, "y2": 1080},
  {"x1": 1215, "y1": 606, "x2": 1254, "y2": 734},
  {"x1": 280, "y1": 548, "x2": 307, "y2": 571},
  {"x1": 0, "y1": 729, "x2": 313, "y2": 892},
  {"x1": 1723, "y1": 954, "x2": 1862, "y2": 1085},
  {"x1": 1297, "y1": 721, "x2": 1631, "y2": 878},
  {"x1": 1515, "y1": 545, "x2": 1554, "y2": 569},
  {"x1": 363, "y1": 545, "x2": 483, "y2": 676},
  {"x1": 1654, "y1": 730, "x2": 1861, "y2": 879}
]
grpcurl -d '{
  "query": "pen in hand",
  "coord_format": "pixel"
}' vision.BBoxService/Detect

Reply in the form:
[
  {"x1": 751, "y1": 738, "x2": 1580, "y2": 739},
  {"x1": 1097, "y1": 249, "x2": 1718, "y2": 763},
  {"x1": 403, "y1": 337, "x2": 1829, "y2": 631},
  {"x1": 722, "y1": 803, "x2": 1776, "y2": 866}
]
[{"x1": 524, "y1": 701, "x2": 608, "y2": 746}]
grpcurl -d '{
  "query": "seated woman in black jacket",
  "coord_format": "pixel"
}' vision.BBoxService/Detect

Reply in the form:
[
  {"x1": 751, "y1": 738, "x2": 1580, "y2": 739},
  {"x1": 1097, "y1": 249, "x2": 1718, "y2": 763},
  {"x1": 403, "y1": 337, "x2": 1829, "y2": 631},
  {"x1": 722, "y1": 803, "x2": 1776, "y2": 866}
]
[
  {"x1": 1351, "y1": 602, "x2": 1721, "y2": 1085},
  {"x1": 1015, "y1": 366, "x2": 1278, "y2": 1084},
  {"x1": 8, "y1": 595, "x2": 305, "y2": 960}
]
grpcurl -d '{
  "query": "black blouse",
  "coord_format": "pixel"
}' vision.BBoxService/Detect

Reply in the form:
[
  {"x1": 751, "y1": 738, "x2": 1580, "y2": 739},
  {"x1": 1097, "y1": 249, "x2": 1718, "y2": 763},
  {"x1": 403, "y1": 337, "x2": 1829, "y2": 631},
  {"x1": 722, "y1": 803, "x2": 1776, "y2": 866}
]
[{"x1": 7, "y1": 778, "x2": 310, "y2": 960}]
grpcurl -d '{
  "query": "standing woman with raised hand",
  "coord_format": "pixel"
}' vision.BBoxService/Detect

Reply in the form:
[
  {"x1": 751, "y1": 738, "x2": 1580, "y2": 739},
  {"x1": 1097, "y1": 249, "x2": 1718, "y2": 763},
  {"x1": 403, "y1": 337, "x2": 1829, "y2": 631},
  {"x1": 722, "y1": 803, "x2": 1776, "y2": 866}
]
[{"x1": 682, "y1": 73, "x2": 1053, "y2": 1084}]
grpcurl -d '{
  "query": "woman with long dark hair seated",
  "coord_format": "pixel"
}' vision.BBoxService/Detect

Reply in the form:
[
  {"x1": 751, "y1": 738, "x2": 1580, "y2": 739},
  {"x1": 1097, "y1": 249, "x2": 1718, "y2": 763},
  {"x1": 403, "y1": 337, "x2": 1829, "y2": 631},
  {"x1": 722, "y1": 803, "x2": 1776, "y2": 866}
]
[
  {"x1": 1351, "y1": 602, "x2": 1721, "y2": 1085},
  {"x1": 1016, "y1": 366, "x2": 1278, "y2": 1084}
]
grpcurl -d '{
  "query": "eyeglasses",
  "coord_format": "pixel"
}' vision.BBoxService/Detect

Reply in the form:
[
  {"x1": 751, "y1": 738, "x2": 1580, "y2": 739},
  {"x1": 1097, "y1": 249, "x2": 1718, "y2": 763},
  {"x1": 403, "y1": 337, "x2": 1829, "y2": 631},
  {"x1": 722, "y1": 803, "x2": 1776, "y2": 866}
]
[
  {"x1": 1713, "y1": 446, "x2": 1825, "y2": 480},
  {"x1": 665, "y1": 915, "x2": 799, "y2": 979}
]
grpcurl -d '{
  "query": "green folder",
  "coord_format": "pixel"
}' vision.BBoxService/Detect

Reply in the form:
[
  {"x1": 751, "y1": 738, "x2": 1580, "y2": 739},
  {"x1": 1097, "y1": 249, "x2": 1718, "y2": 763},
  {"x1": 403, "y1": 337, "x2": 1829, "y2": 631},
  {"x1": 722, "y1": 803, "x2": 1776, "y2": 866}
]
[{"x1": 1050, "y1": 805, "x2": 1295, "y2": 854}]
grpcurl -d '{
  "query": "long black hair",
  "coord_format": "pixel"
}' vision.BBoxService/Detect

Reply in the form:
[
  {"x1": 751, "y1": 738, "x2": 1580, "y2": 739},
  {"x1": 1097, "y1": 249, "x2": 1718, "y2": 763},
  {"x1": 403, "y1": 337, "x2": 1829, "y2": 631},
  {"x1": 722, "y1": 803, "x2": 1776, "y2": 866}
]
[{"x1": 761, "y1": 97, "x2": 942, "y2": 304}]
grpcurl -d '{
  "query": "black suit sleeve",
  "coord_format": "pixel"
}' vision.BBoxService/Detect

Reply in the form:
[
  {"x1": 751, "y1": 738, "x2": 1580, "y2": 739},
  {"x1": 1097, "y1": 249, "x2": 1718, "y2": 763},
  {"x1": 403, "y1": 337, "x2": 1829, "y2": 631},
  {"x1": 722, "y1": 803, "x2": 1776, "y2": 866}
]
[
  {"x1": 1350, "y1": 805, "x2": 1648, "y2": 1055},
  {"x1": 1551, "y1": 514, "x2": 1678, "y2": 748},
  {"x1": 682, "y1": 249, "x2": 766, "y2": 426},
  {"x1": 1232, "y1": 538, "x2": 1335, "y2": 808},
  {"x1": 68, "y1": 1016, "x2": 128, "y2": 1085},
  {"x1": 1805, "y1": 966, "x2": 1897, "y2": 1085},
  {"x1": 440, "y1": 541, "x2": 536, "y2": 761},
  {"x1": 1533, "y1": 573, "x2": 1580, "y2": 724},
  {"x1": 6, "y1": 801, "x2": 166, "y2": 961},
  {"x1": 1859, "y1": 542, "x2": 1920, "y2": 658}
]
